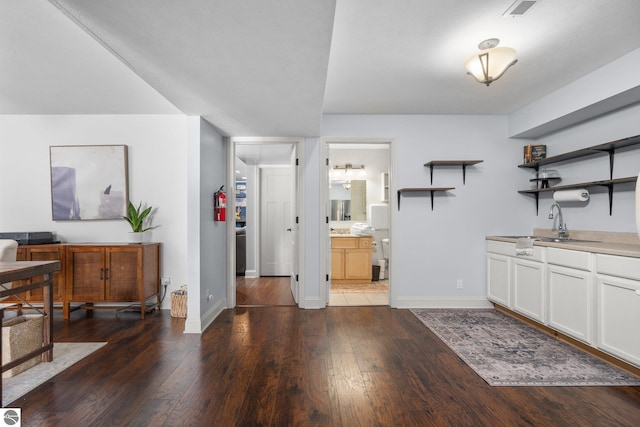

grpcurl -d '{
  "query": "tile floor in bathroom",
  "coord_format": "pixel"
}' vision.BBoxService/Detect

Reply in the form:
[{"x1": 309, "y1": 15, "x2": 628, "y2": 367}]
[
  {"x1": 328, "y1": 291, "x2": 389, "y2": 306},
  {"x1": 328, "y1": 279, "x2": 389, "y2": 306}
]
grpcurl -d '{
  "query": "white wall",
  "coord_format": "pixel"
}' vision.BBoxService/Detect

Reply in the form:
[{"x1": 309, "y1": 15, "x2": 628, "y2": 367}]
[
  {"x1": 0, "y1": 114, "x2": 188, "y2": 308},
  {"x1": 321, "y1": 115, "x2": 528, "y2": 307}
]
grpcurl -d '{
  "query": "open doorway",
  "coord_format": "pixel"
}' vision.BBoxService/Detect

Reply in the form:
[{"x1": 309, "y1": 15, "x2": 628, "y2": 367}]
[
  {"x1": 229, "y1": 138, "x2": 301, "y2": 307},
  {"x1": 324, "y1": 141, "x2": 393, "y2": 306}
]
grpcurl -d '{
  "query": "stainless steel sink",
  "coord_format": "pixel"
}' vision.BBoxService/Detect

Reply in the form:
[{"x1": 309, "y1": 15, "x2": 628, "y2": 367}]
[
  {"x1": 536, "y1": 237, "x2": 596, "y2": 243},
  {"x1": 497, "y1": 235, "x2": 596, "y2": 243}
]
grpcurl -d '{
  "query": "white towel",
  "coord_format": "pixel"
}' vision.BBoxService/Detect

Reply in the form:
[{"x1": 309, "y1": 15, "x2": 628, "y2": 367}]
[{"x1": 515, "y1": 237, "x2": 534, "y2": 256}]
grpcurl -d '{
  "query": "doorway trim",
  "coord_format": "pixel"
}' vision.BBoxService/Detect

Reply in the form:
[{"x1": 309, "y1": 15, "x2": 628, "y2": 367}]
[
  {"x1": 227, "y1": 137, "x2": 304, "y2": 308},
  {"x1": 320, "y1": 137, "x2": 397, "y2": 307}
]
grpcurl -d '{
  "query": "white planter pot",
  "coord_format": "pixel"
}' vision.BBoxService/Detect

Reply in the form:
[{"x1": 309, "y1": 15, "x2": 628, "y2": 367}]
[{"x1": 127, "y1": 232, "x2": 145, "y2": 243}]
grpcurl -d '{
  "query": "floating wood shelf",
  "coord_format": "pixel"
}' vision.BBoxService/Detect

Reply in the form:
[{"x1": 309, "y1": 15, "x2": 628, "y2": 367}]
[
  {"x1": 518, "y1": 134, "x2": 640, "y2": 216},
  {"x1": 424, "y1": 160, "x2": 483, "y2": 185},
  {"x1": 397, "y1": 187, "x2": 454, "y2": 211},
  {"x1": 519, "y1": 177, "x2": 637, "y2": 215},
  {"x1": 518, "y1": 134, "x2": 640, "y2": 178}
]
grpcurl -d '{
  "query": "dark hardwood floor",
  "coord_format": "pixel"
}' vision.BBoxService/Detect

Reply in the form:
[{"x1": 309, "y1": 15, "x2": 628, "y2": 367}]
[
  {"x1": 10, "y1": 303, "x2": 640, "y2": 426},
  {"x1": 236, "y1": 276, "x2": 295, "y2": 306}
]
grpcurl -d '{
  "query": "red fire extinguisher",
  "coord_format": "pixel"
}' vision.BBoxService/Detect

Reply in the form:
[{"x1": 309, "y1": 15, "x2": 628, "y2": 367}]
[{"x1": 214, "y1": 185, "x2": 226, "y2": 221}]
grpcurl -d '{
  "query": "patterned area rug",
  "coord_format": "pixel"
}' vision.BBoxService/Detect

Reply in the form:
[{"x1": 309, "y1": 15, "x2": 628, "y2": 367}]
[
  {"x1": 331, "y1": 282, "x2": 388, "y2": 293},
  {"x1": 411, "y1": 308, "x2": 640, "y2": 386},
  {"x1": 3, "y1": 342, "x2": 107, "y2": 406}
]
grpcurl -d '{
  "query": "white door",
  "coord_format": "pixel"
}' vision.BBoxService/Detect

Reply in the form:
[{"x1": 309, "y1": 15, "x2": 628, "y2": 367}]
[{"x1": 260, "y1": 167, "x2": 293, "y2": 276}]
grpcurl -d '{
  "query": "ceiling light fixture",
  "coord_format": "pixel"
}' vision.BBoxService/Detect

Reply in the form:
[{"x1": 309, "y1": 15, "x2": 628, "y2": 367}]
[{"x1": 464, "y1": 38, "x2": 517, "y2": 86}]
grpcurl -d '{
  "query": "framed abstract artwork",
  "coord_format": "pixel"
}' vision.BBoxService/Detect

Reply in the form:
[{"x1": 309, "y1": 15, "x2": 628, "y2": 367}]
[{"x1": 49, "y1": 145, "x2": 129, "y2": 220}]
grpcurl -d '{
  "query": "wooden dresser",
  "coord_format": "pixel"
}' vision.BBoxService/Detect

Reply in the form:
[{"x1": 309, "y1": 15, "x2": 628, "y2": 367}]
[
  {"x1": 331, "y1": 235, "x2": 373, "y2": 283},
  {"x1": 9, "y1": 243, "x2": 160, "y2": 319}
]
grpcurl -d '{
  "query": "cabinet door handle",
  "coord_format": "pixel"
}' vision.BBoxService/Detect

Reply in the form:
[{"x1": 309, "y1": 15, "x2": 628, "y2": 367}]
[
  {"x1": 100, "y1": 268, "x2": 104, "y2": 280},
  {"x1": 104, "y1": 268, "x2": 109, "y2": 280}
]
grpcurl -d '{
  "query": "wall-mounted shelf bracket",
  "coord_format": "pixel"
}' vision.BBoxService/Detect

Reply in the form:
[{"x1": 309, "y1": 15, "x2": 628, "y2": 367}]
[
  {"x1": 397, "y1": 187, "x2": 455, "y2": 211},
  {"x1": 424, "y1": 160, "x2": 483, "y2": 185}
]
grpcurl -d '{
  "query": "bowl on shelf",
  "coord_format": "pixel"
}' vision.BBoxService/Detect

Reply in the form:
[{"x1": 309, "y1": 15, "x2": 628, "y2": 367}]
[{"x1": 530, "y1": 168, "x2": 561, "y2": 189}]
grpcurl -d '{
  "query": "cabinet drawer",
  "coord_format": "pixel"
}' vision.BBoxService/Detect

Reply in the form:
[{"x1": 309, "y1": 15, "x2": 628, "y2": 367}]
[
  {"x1": 487, "y1": 240, "x2": 514, "y2": 256},
  {"x1": 486, "y1": 240, "x2": 545, "y2": 262},
  {"x1": 596, "y1": 254, "x2": 640, "y2": 281},
  {"x1": 358, "y1": 238, "x2": 372, "y2": 248},
  {"x1": 547, "y1": 247, "x2": 592, "y2": 271},
  {"x1": 331, "y1": 237, "x2": 358, "y2": 249}
]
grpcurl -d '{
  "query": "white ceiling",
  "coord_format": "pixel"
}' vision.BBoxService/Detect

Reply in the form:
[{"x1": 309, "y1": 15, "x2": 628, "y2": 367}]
[{"x1": 2, "y1": 0, "x2": 640, "y2": 137}]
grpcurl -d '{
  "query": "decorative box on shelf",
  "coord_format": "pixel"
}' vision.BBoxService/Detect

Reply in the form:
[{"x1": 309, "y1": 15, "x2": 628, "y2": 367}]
[{"x1": 523, "y1": 144, "x2": 546, "y2": 163}]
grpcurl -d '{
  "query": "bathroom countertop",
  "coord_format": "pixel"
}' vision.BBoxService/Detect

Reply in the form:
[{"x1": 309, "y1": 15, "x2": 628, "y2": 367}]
[
  {"x1": 486, "y1": 229, "x2": 640, "y2": 259},
  {"x1": 330, "y1": 234, "x2": 372, "y2": 238}
]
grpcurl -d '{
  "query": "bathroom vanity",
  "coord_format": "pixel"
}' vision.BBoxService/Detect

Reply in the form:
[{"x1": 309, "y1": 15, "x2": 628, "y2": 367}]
[{"x1": 331, "y1": 235, "x2": 372, "y2": 283}]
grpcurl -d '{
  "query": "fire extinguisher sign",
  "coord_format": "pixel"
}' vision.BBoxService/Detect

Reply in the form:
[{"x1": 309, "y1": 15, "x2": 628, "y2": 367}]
[{"x1": 214, "y1": 185, "x2": 226, "y2": 222}]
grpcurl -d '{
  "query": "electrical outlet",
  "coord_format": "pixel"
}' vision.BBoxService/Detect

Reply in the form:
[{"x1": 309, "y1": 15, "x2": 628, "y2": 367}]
[
  {"x1": 161, "y1": 277, "x2": 171, "y2": 287},
  {"x1": 456, "y1": 279, "x2": 463, "y2": 289}
]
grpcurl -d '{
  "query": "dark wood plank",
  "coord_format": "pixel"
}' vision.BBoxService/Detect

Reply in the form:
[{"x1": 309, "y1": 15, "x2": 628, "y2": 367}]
[
  {"x1": 236, "y1": 276, "x2": 295, "y2": 306},
  {"x1": 10, "y1": 305, "x2": 640, "y2": 426}
]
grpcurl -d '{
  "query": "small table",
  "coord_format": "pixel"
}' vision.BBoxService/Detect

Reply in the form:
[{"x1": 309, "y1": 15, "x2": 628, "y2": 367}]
[{"x1": 0, "y1": 260, "x2": 60, "y2": 407}]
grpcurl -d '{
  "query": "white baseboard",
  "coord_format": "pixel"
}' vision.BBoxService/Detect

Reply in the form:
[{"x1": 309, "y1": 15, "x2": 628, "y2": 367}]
[
  {"x1": 243, "y1": 270, "x2": 257, "y2": 278},
  {"x1": 394, "y1": 296, "x2": 493, "y2": 309},
  {"x1": 300, "y1": 296, "x2": 325, "y2": 309},
  {"x1": 183, "y1": 298, "x2": 226, "y2": 334}
]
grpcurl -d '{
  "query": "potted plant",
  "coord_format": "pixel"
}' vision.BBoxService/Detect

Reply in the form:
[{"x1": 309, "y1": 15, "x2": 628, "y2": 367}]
[{"x1": 123, "y1": 201, "x2": 154, "y2": 243}]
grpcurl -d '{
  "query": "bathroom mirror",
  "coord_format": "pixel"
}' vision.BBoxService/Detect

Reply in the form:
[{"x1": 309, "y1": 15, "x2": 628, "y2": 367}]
[{"x1": 330, "y1": 180, "x2": 366, "y2": 221}]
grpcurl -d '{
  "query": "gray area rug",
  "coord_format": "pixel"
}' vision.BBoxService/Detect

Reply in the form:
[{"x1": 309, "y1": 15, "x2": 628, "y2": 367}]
[
  {"x1": 3, "y1": 342, "x2": 107, "y2": 406},
  {"x1": 411, "y1": 308, "x2": 640, "y2": 386}
]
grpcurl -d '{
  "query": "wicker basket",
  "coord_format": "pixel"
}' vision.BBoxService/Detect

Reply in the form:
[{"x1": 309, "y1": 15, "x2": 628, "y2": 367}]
[
  {"x1": 2, "y1": 314, "x2": 44, "y2": 378},
  {"x1": 170, "y1": 292, "x2": 187, "y2": 318}
]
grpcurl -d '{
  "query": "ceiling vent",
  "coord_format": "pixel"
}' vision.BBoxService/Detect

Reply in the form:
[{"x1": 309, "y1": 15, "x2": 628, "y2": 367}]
[{"x1": 503, "y1": 0, "x2": 541, "y2": 17}]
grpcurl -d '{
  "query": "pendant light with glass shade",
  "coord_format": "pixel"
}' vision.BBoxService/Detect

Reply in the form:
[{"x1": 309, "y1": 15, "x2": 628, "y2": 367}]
[{"x1": 464, "y1": 38, "x2": 517, "y2": 86}]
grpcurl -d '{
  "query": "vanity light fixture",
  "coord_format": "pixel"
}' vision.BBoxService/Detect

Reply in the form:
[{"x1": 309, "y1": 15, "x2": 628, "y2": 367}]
[
  {"x1": 464, "y1": 38, "x2": 517, "y2": 86},
  {"x1": 333, "y1": 163, "x2": 366, "y2": 177}
]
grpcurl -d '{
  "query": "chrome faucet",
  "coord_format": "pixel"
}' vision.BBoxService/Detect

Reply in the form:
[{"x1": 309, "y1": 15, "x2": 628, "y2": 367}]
[{"x1": 548, "y1": 203, "x2": 569, "y2": 239}]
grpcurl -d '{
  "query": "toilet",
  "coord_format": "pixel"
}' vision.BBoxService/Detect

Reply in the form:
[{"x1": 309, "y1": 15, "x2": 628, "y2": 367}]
[{"x1": 380, "y1": 238, "x2": 390, "y2": 279}]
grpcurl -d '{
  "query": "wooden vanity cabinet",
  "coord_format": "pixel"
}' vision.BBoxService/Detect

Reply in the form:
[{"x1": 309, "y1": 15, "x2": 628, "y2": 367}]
[
  {"x1": 65, "y1": 243, "x2": 160, "y2": 318},
  {"x1": 331, "y1": 236, "x2": 373, "y2": 283}
]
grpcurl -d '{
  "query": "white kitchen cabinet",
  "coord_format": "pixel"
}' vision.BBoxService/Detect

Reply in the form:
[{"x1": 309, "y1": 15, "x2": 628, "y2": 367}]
[
  {"x1": 597, "y1": 274, "x2": 640, "y2": 367},
  {"x1": 547, "y1": 264, "x2": 592, "y2": 343},
  {"x1": 512, "y1": 257, "x2": 545, "y2": 322},
  {"x1": 486, "y1": 238, "x2": 640, "y2": 368},
  {"x1": 546, "y1": 248, "x2": 593, "y2": 344},
  {"x1": 596, "y1": 253, "x2": 640, "y2": 367},
  {"x1": 487, "y1": 252, "x2": 510, "y2": 307}
]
